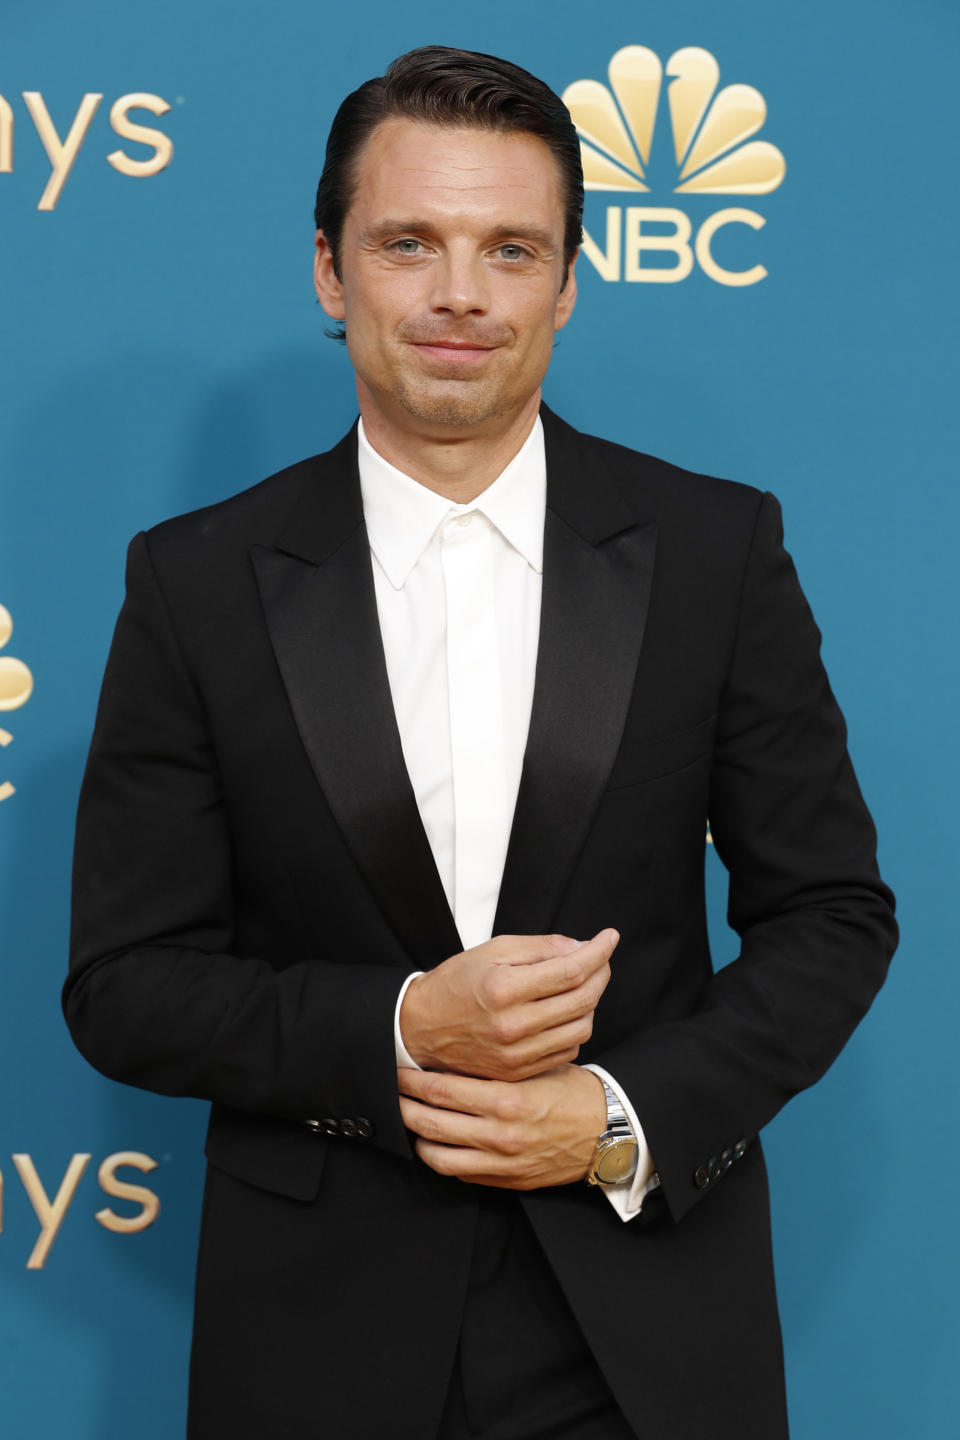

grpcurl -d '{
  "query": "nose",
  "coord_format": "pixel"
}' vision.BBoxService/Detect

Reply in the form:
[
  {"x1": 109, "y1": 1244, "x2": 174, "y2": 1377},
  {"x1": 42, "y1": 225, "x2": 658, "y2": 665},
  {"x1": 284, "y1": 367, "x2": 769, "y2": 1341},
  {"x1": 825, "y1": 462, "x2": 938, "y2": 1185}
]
[{"x1": 428, "y1": 241, "x2": 490, "y2": 317}]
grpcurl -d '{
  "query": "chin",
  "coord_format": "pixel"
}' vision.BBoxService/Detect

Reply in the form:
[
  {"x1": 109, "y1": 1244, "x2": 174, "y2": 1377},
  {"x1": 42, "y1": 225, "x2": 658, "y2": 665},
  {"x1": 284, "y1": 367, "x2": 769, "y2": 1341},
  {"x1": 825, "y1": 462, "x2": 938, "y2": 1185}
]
[{"x1": 392, "y1": 381, "x2": 513, "y2": 429}]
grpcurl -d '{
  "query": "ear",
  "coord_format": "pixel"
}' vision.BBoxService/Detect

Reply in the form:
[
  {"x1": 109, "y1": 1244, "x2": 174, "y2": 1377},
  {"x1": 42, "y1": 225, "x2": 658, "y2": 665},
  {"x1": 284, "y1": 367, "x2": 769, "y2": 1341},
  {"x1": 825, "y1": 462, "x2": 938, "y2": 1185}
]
[
  {"x1": 314, "y1": 230, "x2": 345, "y2": 320},
  {"x1": 554, "y1": 251, "x2": 578, "y2": 332}
]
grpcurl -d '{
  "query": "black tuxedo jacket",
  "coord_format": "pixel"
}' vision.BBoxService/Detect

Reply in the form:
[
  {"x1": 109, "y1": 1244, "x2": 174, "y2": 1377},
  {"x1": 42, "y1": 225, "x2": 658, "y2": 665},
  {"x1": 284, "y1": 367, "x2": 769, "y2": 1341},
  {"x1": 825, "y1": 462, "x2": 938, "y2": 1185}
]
[{"x1": 66, "y1": 406, "x2": 896, "y2": 1439}]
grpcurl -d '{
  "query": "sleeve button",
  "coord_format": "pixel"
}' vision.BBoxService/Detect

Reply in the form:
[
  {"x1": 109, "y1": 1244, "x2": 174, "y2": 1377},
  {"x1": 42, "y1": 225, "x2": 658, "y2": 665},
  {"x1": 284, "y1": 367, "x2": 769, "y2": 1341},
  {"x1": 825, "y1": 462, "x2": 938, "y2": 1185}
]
[
  {"x1": 340, "y1": 1118, "x2": 358, "y2": 1137},
  {"x1": 356, "y1": 1118, "x2": 373, "y2": 1139},
  {"x1": 694, "y1": 1164, "x2": 711, "y2": 1189}
]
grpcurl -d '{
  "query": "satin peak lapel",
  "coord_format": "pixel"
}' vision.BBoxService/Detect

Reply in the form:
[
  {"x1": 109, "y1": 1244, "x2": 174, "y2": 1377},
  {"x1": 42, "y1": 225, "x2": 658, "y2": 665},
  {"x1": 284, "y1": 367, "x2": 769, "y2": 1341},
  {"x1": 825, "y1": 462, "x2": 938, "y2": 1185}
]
[
  {"x1": 252, "y1": 436, "x2": 461, "y2": 966},
  {"x1": 494, "y1": 411, "x2": 658, "y2": 936}
]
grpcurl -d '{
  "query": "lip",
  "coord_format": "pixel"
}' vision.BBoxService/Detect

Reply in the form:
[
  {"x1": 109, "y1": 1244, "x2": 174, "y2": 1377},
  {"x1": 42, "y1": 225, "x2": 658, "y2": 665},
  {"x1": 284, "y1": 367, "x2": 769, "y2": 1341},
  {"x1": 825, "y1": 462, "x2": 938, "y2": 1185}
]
[{"x1": 410, "y1": 342, "x2": 499, "y2": 363}]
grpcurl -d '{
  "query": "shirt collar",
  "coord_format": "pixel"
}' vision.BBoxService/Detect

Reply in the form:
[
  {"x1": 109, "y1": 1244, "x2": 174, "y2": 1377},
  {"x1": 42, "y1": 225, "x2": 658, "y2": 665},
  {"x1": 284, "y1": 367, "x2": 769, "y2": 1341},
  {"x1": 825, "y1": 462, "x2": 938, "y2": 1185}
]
[{"x1": 357, "y1": 416, "x2": 546, "y2": 590}]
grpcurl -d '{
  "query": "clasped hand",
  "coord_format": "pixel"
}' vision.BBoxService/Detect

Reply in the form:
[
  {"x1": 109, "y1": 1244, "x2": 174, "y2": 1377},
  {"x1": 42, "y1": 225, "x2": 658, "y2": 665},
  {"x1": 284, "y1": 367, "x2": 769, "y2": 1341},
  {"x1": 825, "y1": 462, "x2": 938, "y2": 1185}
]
[{"x1": 397, "y1": 930, "x2": 618, "y2": 1190}]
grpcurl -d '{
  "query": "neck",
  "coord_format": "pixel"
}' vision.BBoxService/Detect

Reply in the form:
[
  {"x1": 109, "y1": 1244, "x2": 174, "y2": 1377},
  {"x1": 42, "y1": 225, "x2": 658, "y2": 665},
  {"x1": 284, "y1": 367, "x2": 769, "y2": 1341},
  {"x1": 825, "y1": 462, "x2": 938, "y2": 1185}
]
[{"x1": 357, "y1": 388, "x2": 542, "y2": 502}]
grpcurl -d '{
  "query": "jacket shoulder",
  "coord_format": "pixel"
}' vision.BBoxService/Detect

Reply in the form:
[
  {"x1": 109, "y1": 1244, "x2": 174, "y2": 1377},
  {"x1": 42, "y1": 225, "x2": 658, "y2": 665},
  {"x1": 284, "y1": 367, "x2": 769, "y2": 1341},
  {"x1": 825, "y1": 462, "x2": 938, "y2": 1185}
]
[
  {"x1": 558, "y1": 414, "x2": 765, "y2": 527},
  {"x1": 142, "y1": 452, "x2": 329, "y2": 560},
  {"x1": 540, "y1": 405, "x2": 769, "y2": 546}
]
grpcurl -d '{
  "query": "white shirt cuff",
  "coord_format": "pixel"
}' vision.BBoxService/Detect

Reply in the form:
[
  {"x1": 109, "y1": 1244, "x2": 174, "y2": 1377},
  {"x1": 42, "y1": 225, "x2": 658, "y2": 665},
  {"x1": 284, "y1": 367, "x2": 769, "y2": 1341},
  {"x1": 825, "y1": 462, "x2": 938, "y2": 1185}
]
[
  {"x1": 582, "y1": 1063, "x2": 659, "y2": 1222},
  {"x1": 394, "y1": 971, "x2": 425, "y2": 1069}
]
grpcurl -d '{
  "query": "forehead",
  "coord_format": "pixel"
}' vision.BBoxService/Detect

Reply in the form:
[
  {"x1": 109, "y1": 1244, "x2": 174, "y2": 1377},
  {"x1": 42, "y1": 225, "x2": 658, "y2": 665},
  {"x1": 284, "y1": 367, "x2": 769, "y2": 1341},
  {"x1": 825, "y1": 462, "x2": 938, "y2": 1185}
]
[{"x1": 346, "y1": 117, "x2": 564, "y2": 228}]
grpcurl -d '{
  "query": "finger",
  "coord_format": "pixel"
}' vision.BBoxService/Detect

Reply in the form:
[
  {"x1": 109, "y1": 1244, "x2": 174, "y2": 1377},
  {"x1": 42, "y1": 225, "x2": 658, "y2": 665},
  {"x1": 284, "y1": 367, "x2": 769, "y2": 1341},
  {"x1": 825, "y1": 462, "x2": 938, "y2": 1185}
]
[
  {"x1": 505, "y1": 1045, "x2": 583, "y2": 1079},
  {"x1": 508, "y1": 929, "x2": 618, "y2": 1003},
  {"x1": 414, "y1": 1139, "x2": 523, "y2": 1183},
  {"x1": 470, "y1": 962, "x2": 609, "y2": 1055},
  {"x1": 399, "y1": 1096, "x2": 512, "y2": 1151},
  {"x1": 398, "y1": 1067, "x2": 506, "y2": 1115},
  {"x1": 516, "y1": 1012, "x2": 598, "y2": 1063},
  {"x1": 524, "y1": 963, "x2": 611, "y2": 1031},
  {"x1": 491, "y1": 932, "x2": 582, "y2": 966}
]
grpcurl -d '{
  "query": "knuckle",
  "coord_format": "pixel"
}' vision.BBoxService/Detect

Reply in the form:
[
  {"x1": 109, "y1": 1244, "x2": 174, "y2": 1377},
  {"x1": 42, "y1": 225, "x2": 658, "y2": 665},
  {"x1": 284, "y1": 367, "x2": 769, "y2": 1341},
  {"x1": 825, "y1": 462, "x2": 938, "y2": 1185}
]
[
  {"x1": 498, "y1": 1012, "x2": 526, "y2": 1045},
  {"x1": 494, "y1": 1089, "x2": 521, "y2": 1122},
  {"x1": 495, "y1": 1124, "x2": 524, "y2": 1156},
  {"x1": 491, "y1": 1011, "x2": 523, "y2": 1045},
  {"x1": 565, "y1": 956, "x2": 586, "y2": 987},
  {"x1": 501, "y1": 1049, "x2": 531, "y2": 1077},
  {"x1": 422, "y1": 1112, "x2": 445, "y2": 1141},
  {"x1": 489, "y1": 1013, "x2": 509, "y2": 1043},
  {"x1": 422, "y1": 1073, "x2": 449, "y2": 1106},
  {"x1": 485, "y1": 972, "x2": 514, "y2": 1010}
]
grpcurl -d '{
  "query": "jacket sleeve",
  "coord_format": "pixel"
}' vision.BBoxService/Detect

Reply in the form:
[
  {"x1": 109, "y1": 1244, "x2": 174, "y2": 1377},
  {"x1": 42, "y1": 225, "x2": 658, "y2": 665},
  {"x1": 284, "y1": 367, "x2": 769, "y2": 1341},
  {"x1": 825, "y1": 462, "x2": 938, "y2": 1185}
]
[
  {"x1": 590, "y1": 492, "x2": 897, "y2": 1224},
  {"x1": 64, "y1": 531, "x2": 412, "y2": 1162}
]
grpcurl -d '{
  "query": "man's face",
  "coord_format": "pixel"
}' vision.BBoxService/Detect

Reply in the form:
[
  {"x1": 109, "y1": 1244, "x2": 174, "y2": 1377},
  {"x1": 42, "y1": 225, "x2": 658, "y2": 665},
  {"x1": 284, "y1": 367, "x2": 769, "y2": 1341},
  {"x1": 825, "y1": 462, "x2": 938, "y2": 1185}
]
[{"x1": 314, "y1": 118, "x2": 577, "y2": 438}]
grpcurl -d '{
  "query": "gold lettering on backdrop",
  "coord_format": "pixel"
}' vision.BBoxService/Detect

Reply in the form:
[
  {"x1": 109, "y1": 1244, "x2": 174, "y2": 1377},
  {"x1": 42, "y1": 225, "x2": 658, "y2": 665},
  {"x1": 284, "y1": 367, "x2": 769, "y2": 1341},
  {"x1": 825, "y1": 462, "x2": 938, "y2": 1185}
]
[
  {"x1": 0, "y1": 90, "x2": 173, "y2": 208},
  {"x1": 0, "y1": 94, "x2": 12, "y2": 172},
  {"x1": 107, "y1": 94, "x2": 174, "y2": 177},
  {"x1": 96, "y1": 1151, "x2": 161, "y2": 1233},
  {"x1": 625, "y1": 206, "x2": 694, "y2": 283},
  {"x1": 12, "y1": 1153, "x2": 92, "y2": 1270},
  {"x1": 581, "y1": 207, "x2": 622, "y2": 283},
  {"x1": 695, "y1": 207, "x2": 767, "y2": 286},
  {"x1": 0, "y1": 604, "x2": 33, "y2": 802},
  {"x1": 21, "y1": 91, "x2": 104, "y2": 211},
  {"x1": 0, "y1": 1153, "x2": 162, "y2": 1267}
]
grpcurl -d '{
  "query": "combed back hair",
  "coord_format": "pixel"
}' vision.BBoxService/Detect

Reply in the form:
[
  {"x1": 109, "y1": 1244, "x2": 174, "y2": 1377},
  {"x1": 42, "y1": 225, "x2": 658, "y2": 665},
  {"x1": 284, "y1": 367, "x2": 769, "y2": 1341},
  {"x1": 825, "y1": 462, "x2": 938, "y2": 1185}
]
[{"x1": 314, "y1": 45, "x2": 584, "y2": 279}]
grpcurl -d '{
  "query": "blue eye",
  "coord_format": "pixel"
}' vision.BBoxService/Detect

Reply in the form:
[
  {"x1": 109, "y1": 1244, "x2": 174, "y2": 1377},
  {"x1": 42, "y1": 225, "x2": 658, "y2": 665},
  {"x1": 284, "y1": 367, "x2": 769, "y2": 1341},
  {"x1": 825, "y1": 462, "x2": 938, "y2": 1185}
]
[
  {"x1": 394, "y1": 238, "x2": 421, "y2": 255},
  {"x1": 499, "y1": 245, "x2": 526, "y2": 260}
]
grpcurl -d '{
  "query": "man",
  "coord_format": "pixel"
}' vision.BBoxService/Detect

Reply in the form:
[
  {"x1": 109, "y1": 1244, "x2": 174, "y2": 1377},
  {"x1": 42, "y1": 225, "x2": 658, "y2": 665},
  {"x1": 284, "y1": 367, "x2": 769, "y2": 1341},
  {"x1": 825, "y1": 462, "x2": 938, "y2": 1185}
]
[{"x1": 65, "y1": 45, "x2": 897, "y2": 1440}]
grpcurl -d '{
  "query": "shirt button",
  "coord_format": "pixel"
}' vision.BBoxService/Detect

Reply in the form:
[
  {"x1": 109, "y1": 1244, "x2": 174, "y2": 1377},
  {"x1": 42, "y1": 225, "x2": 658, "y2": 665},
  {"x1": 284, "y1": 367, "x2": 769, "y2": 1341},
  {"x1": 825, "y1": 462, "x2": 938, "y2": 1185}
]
[{"x1": 456, "y1": 514, "x2": 473, "y2": 528}]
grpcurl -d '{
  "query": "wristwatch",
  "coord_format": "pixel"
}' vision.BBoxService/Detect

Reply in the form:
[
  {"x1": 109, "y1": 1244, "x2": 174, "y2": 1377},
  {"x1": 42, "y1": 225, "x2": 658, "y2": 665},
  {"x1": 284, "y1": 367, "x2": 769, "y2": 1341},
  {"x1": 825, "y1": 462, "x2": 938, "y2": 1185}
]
[{"x1": 585, "y1": 1080, "x2": 639, "y2": 1186}]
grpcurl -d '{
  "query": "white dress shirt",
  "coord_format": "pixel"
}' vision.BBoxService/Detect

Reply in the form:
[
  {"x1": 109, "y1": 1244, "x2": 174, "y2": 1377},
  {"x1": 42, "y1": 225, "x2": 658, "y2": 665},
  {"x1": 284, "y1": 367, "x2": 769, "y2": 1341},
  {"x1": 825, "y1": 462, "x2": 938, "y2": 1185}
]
[{"x1": 357, "y1": 416, "x2": 657, "y2": 1220}]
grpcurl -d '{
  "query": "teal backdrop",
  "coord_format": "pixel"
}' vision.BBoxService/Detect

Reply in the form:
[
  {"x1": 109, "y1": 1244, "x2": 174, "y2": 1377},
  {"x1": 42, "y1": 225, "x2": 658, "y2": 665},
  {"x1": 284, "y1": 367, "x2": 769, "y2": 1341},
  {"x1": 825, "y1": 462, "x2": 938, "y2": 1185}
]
[{"x1": 1, "y1": 1, "x2": 956, "y2": 1435}]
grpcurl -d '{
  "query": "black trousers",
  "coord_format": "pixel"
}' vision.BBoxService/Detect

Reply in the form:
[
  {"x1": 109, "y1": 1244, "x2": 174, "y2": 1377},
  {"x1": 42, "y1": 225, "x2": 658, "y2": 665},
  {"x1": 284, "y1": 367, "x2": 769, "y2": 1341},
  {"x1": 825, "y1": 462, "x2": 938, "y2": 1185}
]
[{"x1": 435, "y1": 1192, "x2": 637, "y2": 1440}]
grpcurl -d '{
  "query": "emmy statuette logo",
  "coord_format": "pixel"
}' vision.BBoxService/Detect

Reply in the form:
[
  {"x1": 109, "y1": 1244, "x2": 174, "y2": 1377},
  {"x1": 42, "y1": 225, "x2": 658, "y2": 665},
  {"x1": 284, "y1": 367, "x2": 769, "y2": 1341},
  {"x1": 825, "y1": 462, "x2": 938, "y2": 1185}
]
[
  {"x1": 0, "y1": 89, "x2": 173, "y2": 209},
  {"x1": 563, "y1": 47, "x2": 786, "y2": 285},
  {"x1": 0, "y1": 604, "x2": 33, "y2": 802}
]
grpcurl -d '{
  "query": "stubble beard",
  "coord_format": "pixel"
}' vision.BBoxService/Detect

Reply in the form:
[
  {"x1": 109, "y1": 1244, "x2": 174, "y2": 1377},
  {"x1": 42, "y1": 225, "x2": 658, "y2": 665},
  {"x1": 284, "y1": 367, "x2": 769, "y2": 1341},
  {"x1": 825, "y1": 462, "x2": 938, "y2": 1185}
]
[{"x1": 384, "y1": 371, "x2": 513, "y2": 429}]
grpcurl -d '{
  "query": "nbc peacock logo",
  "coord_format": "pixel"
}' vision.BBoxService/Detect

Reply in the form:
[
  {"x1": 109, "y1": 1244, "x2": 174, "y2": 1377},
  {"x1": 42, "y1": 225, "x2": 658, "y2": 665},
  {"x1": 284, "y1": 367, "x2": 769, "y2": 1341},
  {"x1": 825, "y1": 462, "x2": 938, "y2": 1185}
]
[
  {"x1": 563, "y1": 46, "x2": 786, "y2": 286},
  {"x1": 0, "y1": 603, "x2": 34, "y2": 803}
]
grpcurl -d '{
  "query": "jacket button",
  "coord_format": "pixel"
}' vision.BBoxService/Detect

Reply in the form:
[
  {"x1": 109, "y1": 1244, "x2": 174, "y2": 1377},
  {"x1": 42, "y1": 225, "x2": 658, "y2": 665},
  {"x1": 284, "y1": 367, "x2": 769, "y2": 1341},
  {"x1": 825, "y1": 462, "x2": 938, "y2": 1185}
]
[
  {"x1": 694, "y1": 1164, "x2": 711, "y2": 1189},
  {"x1": 340, "y1": 1118, "x2": 358, "y2": 1137},
  {"x1": 356, "y1": 1118, "x2": 373, "y2": 1138}
]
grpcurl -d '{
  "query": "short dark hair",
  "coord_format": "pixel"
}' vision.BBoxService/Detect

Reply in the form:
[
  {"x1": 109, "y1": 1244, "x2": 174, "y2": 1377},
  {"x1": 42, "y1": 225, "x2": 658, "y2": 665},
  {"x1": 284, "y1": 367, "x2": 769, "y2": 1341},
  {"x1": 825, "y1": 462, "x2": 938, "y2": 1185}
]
[{"x1": 314, "y1": 45, "x2": 583, "y2": 279}]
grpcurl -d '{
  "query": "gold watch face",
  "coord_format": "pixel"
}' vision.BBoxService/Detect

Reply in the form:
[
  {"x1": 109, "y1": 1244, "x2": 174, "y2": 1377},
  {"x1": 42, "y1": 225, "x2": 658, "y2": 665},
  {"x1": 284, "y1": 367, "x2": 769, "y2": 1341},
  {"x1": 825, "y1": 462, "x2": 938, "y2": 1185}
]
[{"x1": 595, "y1": 1138, "x2": 638, "y2": 1185}]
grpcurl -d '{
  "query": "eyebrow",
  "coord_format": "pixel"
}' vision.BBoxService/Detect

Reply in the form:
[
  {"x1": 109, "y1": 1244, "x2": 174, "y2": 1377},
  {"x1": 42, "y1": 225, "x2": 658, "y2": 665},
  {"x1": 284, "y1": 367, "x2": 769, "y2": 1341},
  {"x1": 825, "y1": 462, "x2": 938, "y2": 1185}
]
[{"x1": 359, "y1": 219, "x2": 560, "y2": 252}]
